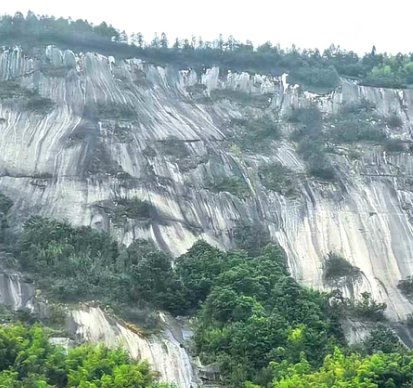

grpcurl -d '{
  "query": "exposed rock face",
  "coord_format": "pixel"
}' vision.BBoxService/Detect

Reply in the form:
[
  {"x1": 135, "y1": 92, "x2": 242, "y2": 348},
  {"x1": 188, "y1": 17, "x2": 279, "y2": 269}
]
[
  {"x1": 0, "y1": 271, "x2": 34, "y2": 310},
  {"x1": 68, "y1": 306, "x2": 199, "y2": 388},
  {"x1": 0, "y1": 46, "x2": 412, "y2": 325}
]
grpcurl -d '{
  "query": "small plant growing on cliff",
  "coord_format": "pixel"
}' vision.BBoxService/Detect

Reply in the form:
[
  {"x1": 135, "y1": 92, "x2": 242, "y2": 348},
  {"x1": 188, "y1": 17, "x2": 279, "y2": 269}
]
[
  {"x1": 113, "y1": 198, "x2": 152, "y2": 223},
  {"x1": 258, "y1": 163, "x2": 297, "y2": 197},
  {"x1": 230, "y1": 115, "x2": 280, "y2": 152},
  {"x1": 159, "y1": 136, "x2": 190, "y2": 159},
  {"x1": 406, "y1": 313, "x2": 413, "y2": 327},
  {"x1": 386, "y1": 112, "x2": 403, "y2": 128},
  {"x1": 323, "y1": 252, "x2": 361, "y2": 281},
  {"x1": 398, "y1": 276, "x2": 413, "y2": 298},
  {"x1": 383, "y1": 138, "x2": 405, "y2": 152},
  {"x1": 97, "y1": 102, "x2": 136, "y2": 120},
  {"x1": 207, "y1": 176, "x2": 251, "y2": 199}
]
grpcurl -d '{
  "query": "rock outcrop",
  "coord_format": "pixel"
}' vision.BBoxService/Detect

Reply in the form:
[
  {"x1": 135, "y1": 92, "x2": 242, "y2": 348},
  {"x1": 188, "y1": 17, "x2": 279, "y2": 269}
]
[{"x1": 0, "y1": 45, "x2": 413, "y2": 373}]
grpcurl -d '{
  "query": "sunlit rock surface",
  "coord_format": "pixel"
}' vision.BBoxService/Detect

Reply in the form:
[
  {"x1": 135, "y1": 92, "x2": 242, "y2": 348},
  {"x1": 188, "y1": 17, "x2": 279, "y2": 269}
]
[
  {"x1": 0, "y1": 270, "x2": 34, "y2": 310},
  {"x1": 0, "y1": 46, "x2": 413, "y2": 325},
  {"x1": 68, "y1": 305, "x2": 199, "y2": 388}
]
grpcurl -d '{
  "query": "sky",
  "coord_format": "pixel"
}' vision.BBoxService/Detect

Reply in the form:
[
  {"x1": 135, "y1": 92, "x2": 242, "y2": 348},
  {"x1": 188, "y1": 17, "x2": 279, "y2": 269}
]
[{"x1": 2, "y1": 0, "x2": 413, "y2": 55}]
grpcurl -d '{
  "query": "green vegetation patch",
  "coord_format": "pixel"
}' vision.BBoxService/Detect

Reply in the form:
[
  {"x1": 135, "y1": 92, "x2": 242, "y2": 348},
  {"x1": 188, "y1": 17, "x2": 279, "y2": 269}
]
[
  {"x1": 398, "y1": 276, "x2": 413, "y2": 298},
  {"x1": 230, "y1": 115, "x2": 280, "y2": 152},
  {"x1": 0, "y1": 80, "x2": 54, "y2": 114},
  {"x1": 383, "y1": 138, "x2": 405, "y2": 152},
  {"x1": 210, "y1": 89, "x2": 272, "y2": 108},
  {"x1": 258, "y1": 162, "x2": 297, "y2": 196},
  {"x1": 40, "y1": 64, "x2": 71, "y2": 78},
  {"x1": 112, "y1": 197, "x2": 152, "y2": 224},
  {"x1": 323, "y1": 252, "x2": 361, "y2": 281},
  {"x1": 97, "y1": 102, "x2": 136, "y2": 120},
  {"x1": 159, "y1": 136, "x2": 190, "y2": 159},
  {"x1": 289, "y1": 106, "x2": 337, "y2": 181},
  {"x1": 287, "y1": 63, "x2": 340, "y2": 93},
  {"x1": 0, "y1": 323, "x2": 161, "y2": 388},
  {"x1": 206, "y1": 176, "x2": 251, "y2": 199},
  {"x1": 327, "y1": 100, "x2": 386, "y2": 143}
]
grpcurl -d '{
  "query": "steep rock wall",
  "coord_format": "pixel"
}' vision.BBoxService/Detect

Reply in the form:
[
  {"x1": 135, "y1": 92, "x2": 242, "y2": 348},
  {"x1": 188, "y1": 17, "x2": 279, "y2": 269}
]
[{"x1": 0, "y1": 47, "x2": 412, "y2": 322}]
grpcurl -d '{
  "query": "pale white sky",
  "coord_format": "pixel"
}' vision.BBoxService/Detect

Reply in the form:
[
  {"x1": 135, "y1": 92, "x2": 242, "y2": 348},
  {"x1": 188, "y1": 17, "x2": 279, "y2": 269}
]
[{"x1": 2, "y1": 0, "x2": 413, "y2": 55}]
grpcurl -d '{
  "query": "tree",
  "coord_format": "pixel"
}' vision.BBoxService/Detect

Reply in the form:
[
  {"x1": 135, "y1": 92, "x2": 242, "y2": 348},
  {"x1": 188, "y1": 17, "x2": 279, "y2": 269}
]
[
  {"x1": 137, "y1": 32, "x2": 144, "y2": 48},
  {"x1": 160, "y1": 32, "x2": 168, "y2": 49},
  {"x1": 197, "y1": 36, "x2": 204, "y2": 49},
  {"x1": 150, "y1": 33, "x2": 160, "y2": 49},
  {"x1": 173, "y1": 38, "x2": 181, "y2": 50}
]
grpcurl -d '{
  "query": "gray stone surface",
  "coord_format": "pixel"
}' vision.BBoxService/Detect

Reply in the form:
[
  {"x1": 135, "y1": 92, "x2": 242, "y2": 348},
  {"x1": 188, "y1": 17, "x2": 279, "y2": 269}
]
[{"x1": 0, "y1": 46, "x2": 413, "y2": 330}]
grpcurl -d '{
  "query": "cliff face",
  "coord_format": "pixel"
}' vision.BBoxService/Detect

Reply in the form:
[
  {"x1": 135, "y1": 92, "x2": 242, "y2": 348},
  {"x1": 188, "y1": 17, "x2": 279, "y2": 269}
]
[{"x1": 0, "y1": 46, "x2": 413, "y2": 326}]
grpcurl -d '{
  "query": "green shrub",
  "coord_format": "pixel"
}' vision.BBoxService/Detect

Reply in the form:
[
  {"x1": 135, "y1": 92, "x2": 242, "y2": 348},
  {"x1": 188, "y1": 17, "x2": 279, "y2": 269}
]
[
  {"x1": 97, "y1": 102, "x2": 136, "y2": 120},
  {"x1": 114, "y1": 305, "x2": 161, "y2": 333},
  {"x1": 398, "y1": 276, "x2": 413, "y2": 297},
  {"x1": 258, "y1": 163, "x2": 297, "y2": 196},
  {"x1": 383, "y1": 138, "x2": 405, "y2": 152},
  {"x1": 0, "y1": 192, "x2": 12, "y2": 243},
  {"x1": 288, "y1": 64, "x2": 340, "y2": 93},
  {"x1": 287, "y1": 107, "x2": 323, "y2": 130},
  {"x1": 340, "y1": 98, "x2": 376, "y2": 114},
  {"x1": 230, "y1": 115, "x2": 280, "y2": 152},
  {"x1": 330, "y1": 115, "x2": 386, "y2": 143},
  {"x1": 231, "y1": 223, "x2": 272, "y2": 255},
  {"x1": 159, "y1": 136, "x2": 190, "y2": 159},
  {"x1": 0, "y1": 81, "x2": 54, "y2": 114},
  {"x1": 40, "y1": 64, "x2": 70, "y2": 78},
  {"x1": 207, "y1": 176, "x2": 251, "y2": 198},
  {"x1": 406, "y1": 313, "x2": 413, "y2": 327},
  {"x1": 0, "y1": 81, "x2": 32, "y2": 99},
  {"x1": 16, "y1": 217, "x2": 188, "y2": 315},
  {"x1": 113, "y1": 198, "x2": 152, "y2": 223},
  {"x1": 352, "y1": 292, "x2": 387, "y2": 321},
  {"x1": 211, "y1": 89, "x2": 272, "y2": 107},
  {"x1": 323, "y1": 252, "x2": 361, "y2": 281},
  {"x1": 308, "y1": 154, "x2": 336, "y2": 181},
  {"x1": 363, "y1": 324, "x2": 404, "y2": 354},
  {"x1": 386, "y1": 112, "x2": 403, "y2": 128}
]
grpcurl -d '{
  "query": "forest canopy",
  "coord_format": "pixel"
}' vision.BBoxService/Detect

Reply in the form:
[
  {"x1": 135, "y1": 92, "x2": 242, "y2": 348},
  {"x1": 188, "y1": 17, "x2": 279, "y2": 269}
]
[{"x1": 1, "y1": 12, "x2": 413, "y2": 90}]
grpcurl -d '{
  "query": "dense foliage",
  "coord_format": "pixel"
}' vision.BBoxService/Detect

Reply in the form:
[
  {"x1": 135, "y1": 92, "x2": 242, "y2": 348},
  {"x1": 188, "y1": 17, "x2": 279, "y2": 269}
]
[
  {"x1": 0, "y1": 323, "x2": 163, "y2": 388},
  {"x1": 323, "y1": 252, "x2": 361, "y2": 282},
  {"x1": 3, "y1": 13, "x2": 413, "y2": 90},
  {"x1": 16, "y1": 216, "x2": 188, "y2": 323},
  {"x1": 264, "y1": 348, "x2": 413, "y2": 388},
  {"x1": 174, "y1": 242, "x2": 345, "y2": 385}
]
